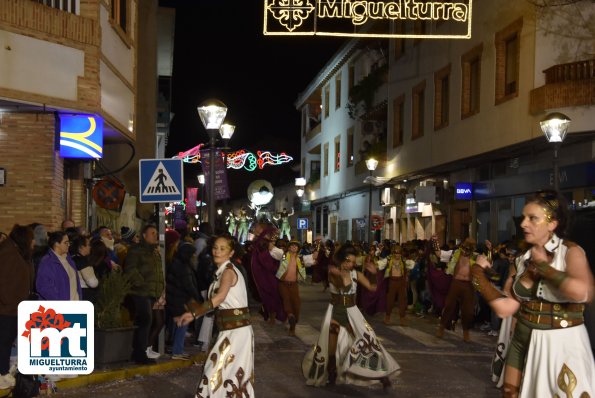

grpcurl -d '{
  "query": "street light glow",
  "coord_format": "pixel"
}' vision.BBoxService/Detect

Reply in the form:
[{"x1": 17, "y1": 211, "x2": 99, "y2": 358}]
[
  {"x1": 197, "y1": 99, "x2": 227, "y2": 130},
  {"x1": 366, "y1": 158, "x2": 379, "y2": 171},
  {"x1": 540, "y1": 112, "x2": 570, "y2": 143},
  {"x1": 219, "y1": 123, "x2": 236, "y2": 140}
]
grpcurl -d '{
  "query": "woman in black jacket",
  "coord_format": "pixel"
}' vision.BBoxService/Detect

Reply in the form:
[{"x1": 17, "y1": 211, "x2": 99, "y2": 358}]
[{"x1": 166, "y1": 242, "x2": 201, "y2": 359}]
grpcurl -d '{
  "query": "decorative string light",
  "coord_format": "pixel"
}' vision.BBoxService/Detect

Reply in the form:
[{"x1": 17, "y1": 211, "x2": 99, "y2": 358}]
[{"x1": 175, "y1": 145, "x2": 293, "y2": 170}]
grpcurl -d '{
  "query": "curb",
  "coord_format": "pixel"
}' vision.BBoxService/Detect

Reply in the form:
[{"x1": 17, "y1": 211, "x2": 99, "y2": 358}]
[
  {"x1": 0, "y1": 352, "x2": 207, "y2": 395},
  {"x1": 55, "y1": 351, "x2": 207, "y2": 390}
]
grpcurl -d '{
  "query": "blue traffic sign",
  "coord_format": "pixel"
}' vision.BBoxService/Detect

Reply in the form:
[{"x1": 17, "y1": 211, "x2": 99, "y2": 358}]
[
  {"x1": 297, "y1": 218, "x2": 309, "y2": 230},
  {"x1": 139, "y1": 159, "x2": 184, "y2": 203}
]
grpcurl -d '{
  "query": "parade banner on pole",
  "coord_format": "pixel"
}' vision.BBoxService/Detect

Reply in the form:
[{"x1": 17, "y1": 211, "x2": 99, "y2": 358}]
[
  {"x1": 201, "y1": 150, "x2": 230, "y2": 200},
  {"x1": 186, "y1": 188, "x2": 198, "y2": 214}
]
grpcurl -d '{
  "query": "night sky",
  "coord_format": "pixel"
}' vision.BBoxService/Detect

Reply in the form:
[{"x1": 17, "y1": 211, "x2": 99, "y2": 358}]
[{"x1": 159, "y1": 1, "x2": 346, "y2": 200}]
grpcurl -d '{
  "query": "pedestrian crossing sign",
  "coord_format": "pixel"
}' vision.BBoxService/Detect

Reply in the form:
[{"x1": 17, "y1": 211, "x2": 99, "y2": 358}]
[{"x1": 139, "y1": 159, "x2": 184, "y2": 203}]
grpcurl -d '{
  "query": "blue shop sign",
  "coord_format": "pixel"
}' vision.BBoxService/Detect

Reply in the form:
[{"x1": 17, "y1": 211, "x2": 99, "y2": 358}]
[
  {"x1": 455, "y1": 182, "x2": 473, "y2": 200},
  {"x1": 58, "y1": 114, "x2": 103, "y2": 159}
]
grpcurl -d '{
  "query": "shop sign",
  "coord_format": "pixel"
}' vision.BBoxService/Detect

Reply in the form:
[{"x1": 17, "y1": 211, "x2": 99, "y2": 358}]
[
  {"x1": 264, "y1": 0, "x2": 472, "y2": 39},
  {"x1": 455, "y1": 182, "x2": 473, "y2": 200},
  {"x1": 58, "y1": 114, "x2": 103, "y2": 159}
]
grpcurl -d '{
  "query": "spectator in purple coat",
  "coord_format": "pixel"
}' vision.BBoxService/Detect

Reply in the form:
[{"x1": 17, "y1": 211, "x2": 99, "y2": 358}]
[{"x1": 36, "y1": 231, "x2": 82, "y2": 301}]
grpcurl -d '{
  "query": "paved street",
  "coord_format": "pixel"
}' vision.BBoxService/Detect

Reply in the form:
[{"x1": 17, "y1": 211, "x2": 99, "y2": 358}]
[{"x1": 54, "y1": 282, "x2": 502, "y2": 397}]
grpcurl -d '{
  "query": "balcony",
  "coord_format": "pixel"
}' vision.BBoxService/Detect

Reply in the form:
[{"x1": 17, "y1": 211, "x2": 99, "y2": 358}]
[
  {"x1": 305, "y1": 122, "x2": 321, "y2": 142},
  {"x1": 530, "y1": 59, "x2": 595, "y2": 114}
]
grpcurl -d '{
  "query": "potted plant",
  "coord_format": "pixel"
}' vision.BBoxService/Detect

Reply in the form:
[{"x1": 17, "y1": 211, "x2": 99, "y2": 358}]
[{"x1": 94, "y1": 270, "x2": 135, "y2": 365}]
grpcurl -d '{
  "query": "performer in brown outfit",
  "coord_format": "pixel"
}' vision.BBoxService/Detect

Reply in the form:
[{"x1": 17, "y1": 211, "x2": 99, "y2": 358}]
[
  {"x1": 276, "y1": 240, "x2": 306, "y2": 335},
  {"x1": 384, "y1": 245, "x2": 408, "y2": 326},
  {"x1": 436, "y1": 237, "x2": 478, "y2": 342}
]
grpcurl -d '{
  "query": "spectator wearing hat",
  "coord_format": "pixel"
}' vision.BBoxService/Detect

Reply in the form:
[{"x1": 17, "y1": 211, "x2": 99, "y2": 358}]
[
  {"x1": 436, "y1": 237, "x2": 485, "y2": 342},
  {"x1": 276, "y1": 240, "x2": 306, "y2": 336},
  {"x1": 115, "y1": 226, "x2": 138, "y2": 265}
]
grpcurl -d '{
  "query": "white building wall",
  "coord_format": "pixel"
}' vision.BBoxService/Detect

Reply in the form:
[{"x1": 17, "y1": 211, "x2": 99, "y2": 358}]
[{"x1": 0, "y1": 31, "x2": 84, "y2": 102}]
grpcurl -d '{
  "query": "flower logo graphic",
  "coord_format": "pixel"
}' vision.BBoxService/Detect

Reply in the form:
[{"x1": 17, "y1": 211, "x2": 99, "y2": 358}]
[
  {"x1": 22, "y1": 305, "x2": 72, "y2": 350},
  {"x1": 267, "y1": 0, "x2": 315, "y2": 32}
]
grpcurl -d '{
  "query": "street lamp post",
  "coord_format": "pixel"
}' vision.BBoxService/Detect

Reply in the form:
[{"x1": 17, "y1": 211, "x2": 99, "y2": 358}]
[
  {"x1": 295, "y1": 177, "x2": 306, "y2": 243},
  {"x1": 540, "y1": 112, "x2": 570, "y2": 191},
  {"x1": 197, "y1": 174, "x2": 205, "y2": 224},
  {"x1": 366, "y1": 158, "x2": 379, "y2": 245},
  {"x1": 197, "y1": 99, "x2": 228, "y2": 227}
]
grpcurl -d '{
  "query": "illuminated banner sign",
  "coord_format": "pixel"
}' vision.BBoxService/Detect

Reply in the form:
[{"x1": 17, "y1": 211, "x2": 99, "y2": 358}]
[
  {"x1": 264, "y1": 0, "x2": 472, "y2": 39},
  {"x1": 59, "y1": 114, "x2": 103, "y2": 159},
  {"x1": 455, "y1": 182, "x2": 473, "y2": 200}
]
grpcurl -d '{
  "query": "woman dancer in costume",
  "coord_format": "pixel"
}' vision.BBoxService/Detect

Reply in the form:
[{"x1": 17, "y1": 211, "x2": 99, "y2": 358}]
[
  {"x1": 302, "y1": 243, "x2": 400, "y2": 388},
  {"x1": 472, "y1": 190, "x2": 594, "y2": 397},
  {"x1": 176, "y1": 235, "x2": 254, "y2": 397}
]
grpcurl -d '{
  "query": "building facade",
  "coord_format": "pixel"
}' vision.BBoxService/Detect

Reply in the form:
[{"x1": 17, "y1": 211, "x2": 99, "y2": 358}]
[
  {"x1": 296, "y1": 0, "x2": 595, "y2": 245},
  {"x1": 0, "y1": 0, "x2": 167, "y2": 233}
]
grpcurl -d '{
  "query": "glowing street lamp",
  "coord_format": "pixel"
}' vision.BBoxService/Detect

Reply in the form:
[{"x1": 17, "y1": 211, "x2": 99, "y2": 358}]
[
  {"x1": 197, "y1": 173, "x2": 205, "y2": 223},
  {"x1": 540, "y1": 112, "x2": 570, "y2": 191},
  {"x1": 295, "y1": 177, "x2": 306, "y2": 198},
  {"x1": 197, "y1": 99, "x2": 227, "y2": 226},
  {"x1": 366, "y1": 158, "x2": 379, "y2": 244}
]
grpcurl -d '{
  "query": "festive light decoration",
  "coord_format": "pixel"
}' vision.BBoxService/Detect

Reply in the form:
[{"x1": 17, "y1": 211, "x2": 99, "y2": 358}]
[
  {"x1": 263, "y1": 0, "x2": 472, "y2": 39},
  {"x1": 175, "y1": 146, "x2": 293, "y2": 170}
]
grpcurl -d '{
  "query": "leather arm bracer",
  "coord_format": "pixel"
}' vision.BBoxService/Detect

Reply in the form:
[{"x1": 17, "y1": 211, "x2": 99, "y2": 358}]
[
  {"x1": 185, "y1": 299, "x2": 214, "y2": 319},
  {"x1": 471, "y1": 264, "x2": 505, "y2": 302}
]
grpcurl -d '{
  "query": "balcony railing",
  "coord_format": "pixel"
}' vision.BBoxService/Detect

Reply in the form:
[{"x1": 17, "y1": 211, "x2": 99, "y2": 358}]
[
  {"x1": 530, "y1": 59, "x2": 595, "y2": 114},
  {"x1": 544, "y1": 59, "x2": 594, "y2": 84}
]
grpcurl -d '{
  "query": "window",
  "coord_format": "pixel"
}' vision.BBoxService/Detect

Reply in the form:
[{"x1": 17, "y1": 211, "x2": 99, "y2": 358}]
[
  {"x1": 461, "y1": 44, "x2": 483, "y2": 119},
  {"x1": 348, "y1": 64, "x2": 355, "y2": 98},
  {"x1": 324, "y1": 85, "x2": 330, "y2": 118},
  {"x1": 347, "y1": 128, "x2": 354, "y2": 167},
  {"x1": 35, "y1": 0, "x2": 78, "y2": 14},
  {"x1": 335, "y1": 73, "x2": 342, "y2": 110},
  {"x1": 495, "y1": 19, "x2": 522, "y2": 104},
  {"x1": 323, "y1": 143, "x2": 329, "y2": 176},
  {"x1": 310, "y1": 160, "x2": 320, "y2": 181},
  {"x1": 434, "y1": 64, "x2": 451, "y2": 130},
  {"x1": 334, "y1": 137, "x2": 341, "y2": 172},
  {"x1": 392, "y1": 95, "x2": 405, "y2": 148},
  {"x1": 110, "y1": 0, "x2": 129, "y2": 33},
  {"x1": 393, "y1": 21, "x2": 405, "y2": 60},
  {"x1": 412, "y1": 81, "x2": 425, "y2": 140}
]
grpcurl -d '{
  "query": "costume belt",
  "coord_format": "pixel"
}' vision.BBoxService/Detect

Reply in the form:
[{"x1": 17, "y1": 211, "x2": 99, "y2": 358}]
[
  {"x1": 523, "y1": 301, "x2": 584, "y2": 313},
  {"x1": 215, "y1": 307, "x2": 251, "y2": 331},
  {"x1": 519, "y1": 301, "x2": 585, "y2": 329},
  {"x1": 330, "y1": 293, "x2": 356, "y2": 308}
]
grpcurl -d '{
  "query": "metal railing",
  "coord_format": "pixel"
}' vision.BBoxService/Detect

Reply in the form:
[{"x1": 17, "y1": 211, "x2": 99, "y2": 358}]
[{"x1": 544, "y1": 59, "x2": 595, "y2": 84}]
